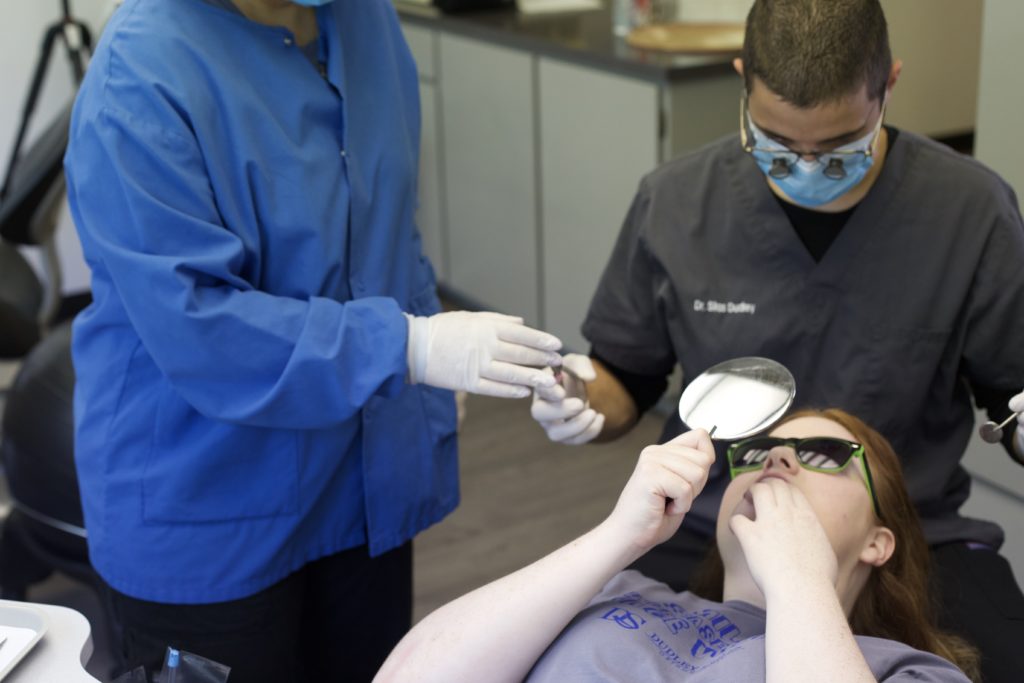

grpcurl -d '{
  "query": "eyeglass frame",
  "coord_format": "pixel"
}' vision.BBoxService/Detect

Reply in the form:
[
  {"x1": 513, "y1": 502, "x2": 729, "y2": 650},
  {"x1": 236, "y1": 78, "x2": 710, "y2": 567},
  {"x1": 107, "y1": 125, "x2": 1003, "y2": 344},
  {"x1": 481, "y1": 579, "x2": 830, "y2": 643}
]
[
  {"x1": 726, "y1": 436, "x2": 881, "y2": 518},
  {"x1": 739, "y1": 92, "x2": 887, "y2": 180}
]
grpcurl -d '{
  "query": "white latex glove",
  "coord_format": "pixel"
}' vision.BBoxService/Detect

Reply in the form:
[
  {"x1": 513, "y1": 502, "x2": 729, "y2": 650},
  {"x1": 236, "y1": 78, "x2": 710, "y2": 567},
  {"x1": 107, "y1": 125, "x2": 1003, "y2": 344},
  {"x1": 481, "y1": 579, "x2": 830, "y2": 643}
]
[
  {"x1": 531, "y1": 353, "x2": 606, "y2": 445},
  {"x1": 1010, "y1": 390, "x2": 1024, "y2": 456},
  {"x1": 405, "y1": 311, "x2": 562, "y2": 399}
]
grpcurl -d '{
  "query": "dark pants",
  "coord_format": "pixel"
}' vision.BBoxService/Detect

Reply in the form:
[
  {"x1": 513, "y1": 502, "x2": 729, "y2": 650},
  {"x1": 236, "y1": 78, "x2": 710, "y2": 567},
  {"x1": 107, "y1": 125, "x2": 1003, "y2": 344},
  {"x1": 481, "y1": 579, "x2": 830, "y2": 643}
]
[
  {"x1": 635, "y1": 529, "x2": 1024, "y2": 683},
  {"x1": 101, "y1": 542, "x2": 412, "y2": 683},
  {"x1": 931, "y1": 542, "x2": 1024, "y2": 683}
]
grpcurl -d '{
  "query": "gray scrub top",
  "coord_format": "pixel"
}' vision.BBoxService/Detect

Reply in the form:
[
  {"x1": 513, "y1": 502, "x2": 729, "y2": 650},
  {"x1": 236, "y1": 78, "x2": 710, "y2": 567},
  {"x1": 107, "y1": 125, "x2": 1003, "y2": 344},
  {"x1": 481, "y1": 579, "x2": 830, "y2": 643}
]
[
  {"x1": 582, "y1": 130, "x2": 1024, "y2": 547},
  {"x1": 528, "y1": 571, "x2": 970, "y2": 682}
]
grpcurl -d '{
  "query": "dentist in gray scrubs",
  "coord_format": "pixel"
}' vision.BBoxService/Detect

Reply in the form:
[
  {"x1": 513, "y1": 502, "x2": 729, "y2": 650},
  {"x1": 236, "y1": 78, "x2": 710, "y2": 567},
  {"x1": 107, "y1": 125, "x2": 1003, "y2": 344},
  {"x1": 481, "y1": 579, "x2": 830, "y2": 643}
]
[{"x1": 531, "y1": 1, "x2": 1024, "y2": 681}]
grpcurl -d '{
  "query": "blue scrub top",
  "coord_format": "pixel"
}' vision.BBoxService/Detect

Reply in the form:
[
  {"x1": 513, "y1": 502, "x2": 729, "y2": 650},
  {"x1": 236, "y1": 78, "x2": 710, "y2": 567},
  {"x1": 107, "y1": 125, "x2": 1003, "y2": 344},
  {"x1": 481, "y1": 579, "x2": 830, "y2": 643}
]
[{"x1": 65, "y1": 0, "x2": 458, "y2": 603}]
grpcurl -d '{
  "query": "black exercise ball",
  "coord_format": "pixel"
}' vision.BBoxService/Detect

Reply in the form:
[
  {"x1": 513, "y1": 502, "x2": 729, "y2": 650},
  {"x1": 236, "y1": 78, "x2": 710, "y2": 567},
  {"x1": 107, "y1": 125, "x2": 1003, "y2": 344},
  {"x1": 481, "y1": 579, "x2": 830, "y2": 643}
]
[{"x1": 1, "y1": 320, "x2": 80, "y2": 530}]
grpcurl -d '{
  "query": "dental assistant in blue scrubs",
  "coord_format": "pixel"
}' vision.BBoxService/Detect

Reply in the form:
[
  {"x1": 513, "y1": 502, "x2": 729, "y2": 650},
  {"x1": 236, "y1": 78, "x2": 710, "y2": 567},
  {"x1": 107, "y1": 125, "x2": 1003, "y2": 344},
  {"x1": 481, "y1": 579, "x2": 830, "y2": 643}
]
[{"x1": 64, "y1": 0, "x2": 563, "y2": 679}]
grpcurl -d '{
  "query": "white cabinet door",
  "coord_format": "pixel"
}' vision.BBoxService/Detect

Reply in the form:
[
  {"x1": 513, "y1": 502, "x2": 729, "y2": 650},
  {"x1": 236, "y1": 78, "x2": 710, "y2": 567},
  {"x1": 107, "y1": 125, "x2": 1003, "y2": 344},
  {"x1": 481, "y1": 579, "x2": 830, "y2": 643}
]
[
  {"x1": 417, "y1": 80, "x2": 446, "y2": 280},
  {"x1": 538, "y1": 58, "x2": 659, "y2": 352},
  {"x1": 401, "y1": 23, "x2": 447, "y2": 280},
  {"x1": 401, "y1": 23, "x2": 436, "y2": 80},
  {"x1": 440, "y1": 34, "x2": 539, "y2": 324},
  {"x1": 663, "y1": 73, "x2": 741, "y2": 161}
]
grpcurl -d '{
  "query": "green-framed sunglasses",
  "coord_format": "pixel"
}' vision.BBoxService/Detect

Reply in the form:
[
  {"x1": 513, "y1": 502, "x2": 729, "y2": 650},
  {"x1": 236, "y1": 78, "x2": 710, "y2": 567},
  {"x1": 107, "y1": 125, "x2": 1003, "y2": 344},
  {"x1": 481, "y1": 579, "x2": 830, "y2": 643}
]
[{"x1": 727, "y1": 436, "x2": 881, "y2": 518}]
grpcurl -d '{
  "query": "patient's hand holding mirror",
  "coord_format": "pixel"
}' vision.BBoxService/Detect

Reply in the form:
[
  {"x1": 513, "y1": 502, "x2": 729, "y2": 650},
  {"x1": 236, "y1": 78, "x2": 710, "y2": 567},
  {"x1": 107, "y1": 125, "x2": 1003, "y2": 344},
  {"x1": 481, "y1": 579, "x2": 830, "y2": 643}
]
[{"x1": 678, "y1": 357, "x2": 796, "y2": 440}]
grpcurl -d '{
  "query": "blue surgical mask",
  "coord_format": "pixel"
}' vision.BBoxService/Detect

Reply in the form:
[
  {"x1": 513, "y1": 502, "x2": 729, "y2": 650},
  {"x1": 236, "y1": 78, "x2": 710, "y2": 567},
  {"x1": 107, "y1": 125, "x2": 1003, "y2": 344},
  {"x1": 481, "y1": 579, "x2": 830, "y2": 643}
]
[{"x1": 742, "y1": 101, "x2": 886, "y2": 208}]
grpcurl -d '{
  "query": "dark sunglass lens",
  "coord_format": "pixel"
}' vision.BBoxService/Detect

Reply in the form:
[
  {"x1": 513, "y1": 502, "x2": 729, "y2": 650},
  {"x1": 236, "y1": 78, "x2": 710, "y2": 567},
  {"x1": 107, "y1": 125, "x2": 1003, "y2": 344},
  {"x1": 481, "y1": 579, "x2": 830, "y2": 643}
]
[
  {"x1": 796, "y1": 439, "x2": 853, "y2": 469},
  {"x1": 732, "y1": 439, "x2": 776, "y2": 467}
]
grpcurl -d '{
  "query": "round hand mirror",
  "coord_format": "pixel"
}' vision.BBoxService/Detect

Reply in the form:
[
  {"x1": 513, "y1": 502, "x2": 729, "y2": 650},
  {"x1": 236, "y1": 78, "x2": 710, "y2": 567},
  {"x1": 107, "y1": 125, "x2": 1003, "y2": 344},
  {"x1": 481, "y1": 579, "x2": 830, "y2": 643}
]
[{"x1": 677, "y1": 357, "x2": 796, "y2": 440}]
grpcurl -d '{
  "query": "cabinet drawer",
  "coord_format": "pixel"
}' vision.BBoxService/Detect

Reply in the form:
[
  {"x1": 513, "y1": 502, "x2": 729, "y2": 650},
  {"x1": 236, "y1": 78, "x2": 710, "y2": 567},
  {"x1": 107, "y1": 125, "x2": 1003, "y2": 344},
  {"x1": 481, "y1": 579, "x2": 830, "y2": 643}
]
[{"x1": 401, "y1": 23, "x2": 436, "y2": 81}]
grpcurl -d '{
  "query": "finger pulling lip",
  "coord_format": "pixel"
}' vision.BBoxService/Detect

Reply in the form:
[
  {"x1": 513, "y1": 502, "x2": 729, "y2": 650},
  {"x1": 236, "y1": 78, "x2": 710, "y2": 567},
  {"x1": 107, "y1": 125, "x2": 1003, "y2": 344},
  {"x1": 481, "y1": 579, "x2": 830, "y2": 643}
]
[
  {"x1": 736, "y1": 491, "x2": 756, "y2": 520},
  {"x1": 739, "y1": 474, "x2": 789, "y2": 519}
]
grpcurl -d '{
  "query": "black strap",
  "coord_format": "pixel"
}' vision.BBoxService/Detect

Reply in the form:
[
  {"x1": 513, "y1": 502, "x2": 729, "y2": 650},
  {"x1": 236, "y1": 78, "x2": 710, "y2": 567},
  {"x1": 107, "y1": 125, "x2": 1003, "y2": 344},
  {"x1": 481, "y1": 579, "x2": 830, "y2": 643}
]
[{"x1": 0, "y1": 2, "x2": 92, "y2": 202}]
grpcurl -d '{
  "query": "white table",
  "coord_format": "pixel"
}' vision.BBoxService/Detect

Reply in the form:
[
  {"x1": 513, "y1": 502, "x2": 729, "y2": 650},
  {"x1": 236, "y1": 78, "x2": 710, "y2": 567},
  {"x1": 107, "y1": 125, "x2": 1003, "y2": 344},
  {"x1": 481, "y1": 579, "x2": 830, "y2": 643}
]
[{"x1": 1, "y1": 599, "x2": 100, "y2": 682}]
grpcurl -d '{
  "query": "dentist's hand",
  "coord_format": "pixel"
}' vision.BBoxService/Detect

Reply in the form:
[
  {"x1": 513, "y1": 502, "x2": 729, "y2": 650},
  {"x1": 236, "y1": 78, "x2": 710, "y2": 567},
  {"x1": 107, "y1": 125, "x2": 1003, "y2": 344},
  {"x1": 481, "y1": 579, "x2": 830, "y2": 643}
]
[
  {"x1": 1010, "y1": 390, "x2": 1024, "y2": 456},
  {"x1": 531, "y1": 353, "x2": 605, "y2": 444},
  {"x1": 405, "y1": 311, "x2": 562, "y2": 399}
]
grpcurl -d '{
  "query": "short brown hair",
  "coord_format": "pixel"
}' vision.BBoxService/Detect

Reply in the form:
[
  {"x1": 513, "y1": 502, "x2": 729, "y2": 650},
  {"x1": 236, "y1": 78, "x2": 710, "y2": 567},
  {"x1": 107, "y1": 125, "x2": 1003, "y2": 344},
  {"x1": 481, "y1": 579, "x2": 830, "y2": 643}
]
[{"x1": 741, "y1": 0, "x2": 892, "y2": 106}]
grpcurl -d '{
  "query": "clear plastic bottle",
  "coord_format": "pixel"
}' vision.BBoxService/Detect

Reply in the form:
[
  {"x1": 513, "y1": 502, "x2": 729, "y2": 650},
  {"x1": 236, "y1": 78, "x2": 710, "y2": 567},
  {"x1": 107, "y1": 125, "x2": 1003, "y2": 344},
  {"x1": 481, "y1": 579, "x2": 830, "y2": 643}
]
[{"x1": 612, "y1": 0, "x2": 633, "y2": 36}]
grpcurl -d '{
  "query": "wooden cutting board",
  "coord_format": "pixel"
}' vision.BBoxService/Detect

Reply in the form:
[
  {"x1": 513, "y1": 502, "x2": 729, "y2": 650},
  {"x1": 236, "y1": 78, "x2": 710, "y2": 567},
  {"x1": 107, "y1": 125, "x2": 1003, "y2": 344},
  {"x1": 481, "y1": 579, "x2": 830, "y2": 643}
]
[{"x1": 626, "y1": 22, "x2": 744, "y2": 53}]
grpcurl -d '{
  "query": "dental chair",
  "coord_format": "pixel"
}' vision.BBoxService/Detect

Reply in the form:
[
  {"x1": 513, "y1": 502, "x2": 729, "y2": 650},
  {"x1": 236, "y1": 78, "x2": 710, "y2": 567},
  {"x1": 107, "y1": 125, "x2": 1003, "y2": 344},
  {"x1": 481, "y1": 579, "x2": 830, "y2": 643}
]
[
  {"x1": 0, "y1": 0, "x2": 96, "y2": 607},
  {"x1": 0, "y1": 0, "x2": 96, "y2": 601},
  {"x1": 0, "y1": 104, "x2": 80, "y2": 601},
  {"x1": 1, "y1": 0, "x2": 92, "y2": 355}
]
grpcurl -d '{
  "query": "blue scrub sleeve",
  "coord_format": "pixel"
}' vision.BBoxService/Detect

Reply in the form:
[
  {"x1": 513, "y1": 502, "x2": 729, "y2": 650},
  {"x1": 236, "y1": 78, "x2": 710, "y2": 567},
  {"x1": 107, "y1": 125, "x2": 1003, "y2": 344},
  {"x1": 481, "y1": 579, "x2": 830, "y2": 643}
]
[{"x1": 66, "y1": 106, "x2": 409, "y2": 429}]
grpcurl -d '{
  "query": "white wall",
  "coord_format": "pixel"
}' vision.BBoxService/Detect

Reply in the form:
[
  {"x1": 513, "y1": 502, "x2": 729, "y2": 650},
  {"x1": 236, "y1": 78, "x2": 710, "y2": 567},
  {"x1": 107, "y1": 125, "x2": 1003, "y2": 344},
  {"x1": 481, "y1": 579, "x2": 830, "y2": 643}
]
[
  {"x1": 967, "y1": 0, "x2": 1024, "y2": 586},
  {"x1": 676, "y1": 0, "x2": 752, "y2": 22},
  {"x1": 677, "y1": 1, "x2": 983, "y2": 138},
  {"x1": 881, "y1": 0, "x2": 983, "y2": 138},
  {"x1": 975, "y1": 0, "x2": 1024, "y2": 209},
  {"x1": 1, "y1": 1, "x2": 119, "y2": 295}
]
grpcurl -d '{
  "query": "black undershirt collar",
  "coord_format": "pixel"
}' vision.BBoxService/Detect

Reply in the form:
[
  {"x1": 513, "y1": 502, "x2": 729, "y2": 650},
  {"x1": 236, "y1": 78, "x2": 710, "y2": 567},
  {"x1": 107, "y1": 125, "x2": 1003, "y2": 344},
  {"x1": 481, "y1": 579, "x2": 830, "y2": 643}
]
[{"x1": 776, "y1": 126, "x2": 900, "y2": 262}]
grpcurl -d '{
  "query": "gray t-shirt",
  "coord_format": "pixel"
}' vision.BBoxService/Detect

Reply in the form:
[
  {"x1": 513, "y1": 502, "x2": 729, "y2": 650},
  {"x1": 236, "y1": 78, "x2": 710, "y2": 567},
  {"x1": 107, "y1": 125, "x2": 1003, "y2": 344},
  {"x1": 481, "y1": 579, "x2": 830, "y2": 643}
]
[
  {"x1": 582, "y1": 130, "x2": 1024, "y2": 547},
  {"x1": 527, "y1": 571, "x2": 970, "y2": 682}
]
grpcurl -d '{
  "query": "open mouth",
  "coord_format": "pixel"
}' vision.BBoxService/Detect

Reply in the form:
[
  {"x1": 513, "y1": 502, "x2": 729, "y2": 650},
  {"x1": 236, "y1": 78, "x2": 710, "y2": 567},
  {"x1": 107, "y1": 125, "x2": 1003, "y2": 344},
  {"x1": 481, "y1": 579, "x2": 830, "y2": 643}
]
[{"x1": 735, "y1": 490, "x2": 756, "y2": 520}]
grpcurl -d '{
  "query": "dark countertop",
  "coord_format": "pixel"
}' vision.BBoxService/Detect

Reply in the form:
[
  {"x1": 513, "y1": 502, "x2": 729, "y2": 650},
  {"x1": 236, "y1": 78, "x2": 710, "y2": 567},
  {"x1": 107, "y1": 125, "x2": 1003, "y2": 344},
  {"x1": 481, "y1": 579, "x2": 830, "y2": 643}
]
[{"x1": 395, "y1": 2, "x2": 738, "y2": 84}]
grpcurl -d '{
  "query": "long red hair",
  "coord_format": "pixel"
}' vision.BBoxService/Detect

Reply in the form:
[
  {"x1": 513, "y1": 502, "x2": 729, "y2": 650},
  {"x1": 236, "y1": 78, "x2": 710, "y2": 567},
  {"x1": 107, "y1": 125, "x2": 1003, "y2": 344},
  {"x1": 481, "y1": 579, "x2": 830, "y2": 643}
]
[{"x1": 689, "y1": 408, "x2": 980, "y2": 681}]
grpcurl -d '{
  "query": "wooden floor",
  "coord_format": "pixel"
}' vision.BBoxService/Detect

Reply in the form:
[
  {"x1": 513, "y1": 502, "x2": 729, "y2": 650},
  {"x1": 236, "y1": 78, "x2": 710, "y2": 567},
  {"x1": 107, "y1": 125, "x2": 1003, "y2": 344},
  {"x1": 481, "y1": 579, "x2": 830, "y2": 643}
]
[{"x1": 412, "y1": 393, "x2": 665, "y2": 621}]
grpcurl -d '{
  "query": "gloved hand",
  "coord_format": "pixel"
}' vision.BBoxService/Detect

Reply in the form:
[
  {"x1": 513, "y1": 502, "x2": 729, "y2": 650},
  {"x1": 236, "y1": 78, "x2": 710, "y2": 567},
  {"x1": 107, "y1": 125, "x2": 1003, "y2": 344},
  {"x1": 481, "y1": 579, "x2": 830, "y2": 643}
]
[
  {"x1": 1009, "y1": 390, "x2": 1024, "y2": 456},
  {"x1": 531, "y1": 353, "x2": 605, "y2": 445},
  {"x1": 405, "y1": 311, "x2": 562, "y2": 399}
]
